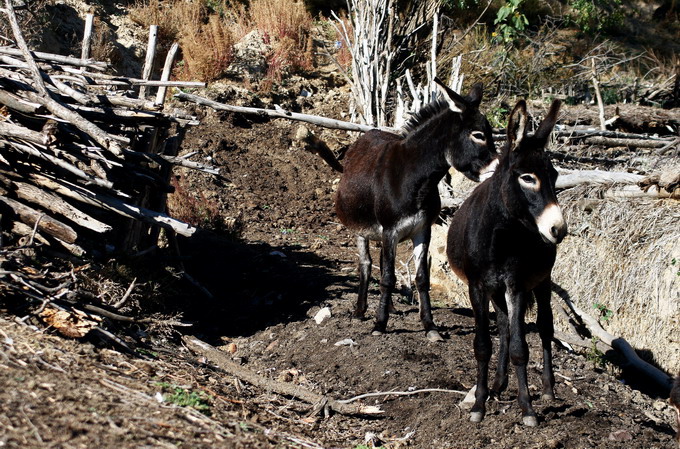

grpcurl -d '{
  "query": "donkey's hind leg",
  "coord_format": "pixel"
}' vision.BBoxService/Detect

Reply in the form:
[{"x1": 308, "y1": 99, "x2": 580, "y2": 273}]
[
  {"x1": 373, "y1": 231, "x2": 398, "y2": 335},
  {"x1": 379, "y1": 249, "x2": 397, "y2": 314},
  {"x1": 535, "y1": 278, "x2": 555, "y2": 401},
  {"x1": 353, "y1": 235, "x2": 372, "y2": 318},
  {"x1": 413, "y1": 229, "x2": 443, "y2": 342}
]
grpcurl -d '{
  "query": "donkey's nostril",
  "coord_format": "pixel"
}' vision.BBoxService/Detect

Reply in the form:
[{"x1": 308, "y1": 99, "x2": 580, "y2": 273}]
[{"x1": 551, "y1": 224, "x2": 567, "y2": 243}]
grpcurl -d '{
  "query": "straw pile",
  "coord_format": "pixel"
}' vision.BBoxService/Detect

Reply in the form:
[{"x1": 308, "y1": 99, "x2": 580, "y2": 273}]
[{"x1": 553, "y1": 185, "x2": 679, "y2": 374}]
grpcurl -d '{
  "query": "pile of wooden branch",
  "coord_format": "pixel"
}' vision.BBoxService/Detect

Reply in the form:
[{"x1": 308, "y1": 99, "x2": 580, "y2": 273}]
[{"x1": 0, "y1": 3, "x2": 215, "y2": 258}]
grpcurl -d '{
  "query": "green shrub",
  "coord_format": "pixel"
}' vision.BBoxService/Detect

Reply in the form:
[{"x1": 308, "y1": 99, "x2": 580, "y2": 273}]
[{"x1": 569, "y1": 0, "x2": 624, "y2": 34}]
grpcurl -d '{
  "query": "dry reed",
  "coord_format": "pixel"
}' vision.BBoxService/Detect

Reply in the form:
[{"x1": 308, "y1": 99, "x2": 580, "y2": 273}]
[{"x1": 552, "y1": 185, "x2": 679, "y2": 374}]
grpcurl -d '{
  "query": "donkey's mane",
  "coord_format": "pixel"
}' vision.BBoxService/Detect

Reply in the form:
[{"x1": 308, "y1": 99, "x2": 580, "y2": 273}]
[{"x1": 399, "y1": 97, "x2": 449, "y2": 137}]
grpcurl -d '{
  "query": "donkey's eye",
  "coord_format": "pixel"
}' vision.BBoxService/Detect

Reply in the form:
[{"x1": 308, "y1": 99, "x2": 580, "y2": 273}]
[
  {"x1": 470, "y1": 131, "x2": 486, "y2": 143},
  {"x1": 518, "y1": 174, "x2": 539, "y2": 190}
]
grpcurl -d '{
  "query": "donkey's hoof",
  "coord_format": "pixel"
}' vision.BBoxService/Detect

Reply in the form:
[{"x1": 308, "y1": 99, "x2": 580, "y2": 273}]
[
  {"x1": 371, "y1": 329, "x2": 385, "y2": 336},
  {"x1": 426, "y1": 330, "x2": 444, "y2": 342},
  {"x1": 541, "y1": 392, "x2": 555, "y2": 401},
  {"x1": 470, "y1": 411, "x2": 484, "y2": 423},
  {"x1": 522, "y1": 415, "x2": 538, "y2": 427}
]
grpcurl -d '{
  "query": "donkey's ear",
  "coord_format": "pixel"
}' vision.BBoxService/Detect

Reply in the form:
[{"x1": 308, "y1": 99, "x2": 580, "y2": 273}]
[
  {"x1": 533, "y1": 99, "x2": 561, "y2": 147},
  {"x1": 434, "y1": 77, "x2": 467, "y2": 114},
  {"x1": 507, "y1": 100, "x2": 528, "y2": 152},
  {"x1": 466, "y1": 83, "x2": 483, "y2": 108}
]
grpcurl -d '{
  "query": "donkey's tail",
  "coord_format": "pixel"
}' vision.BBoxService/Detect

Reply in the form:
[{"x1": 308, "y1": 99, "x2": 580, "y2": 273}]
[{"x1": 295, "y1": 125, "x2": 344, "y2": 173}]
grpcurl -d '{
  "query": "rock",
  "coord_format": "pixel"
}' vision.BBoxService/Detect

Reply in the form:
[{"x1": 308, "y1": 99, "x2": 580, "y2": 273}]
[
  {"x1": 227, "y1": 30, "x2": 271, "y2": 80},
  {"x1": 314, "y1": 307, "x2": 332, "y2": 324},
  {"x1": 608, "y1": 429, "x2": 633, "y2": 441},
  {"x1": 334, "y1": 338, "x2": 357, "y2": 347},
  {"x1": 460, "y1": 385, "x2": 476, "y2": 408}
]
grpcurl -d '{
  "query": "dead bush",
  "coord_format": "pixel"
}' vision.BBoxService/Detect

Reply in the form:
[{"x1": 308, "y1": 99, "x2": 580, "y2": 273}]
[
  {"x1": 90, "y1": 18, "x2": 118, "y2": 65},
  {"x1": 176, "y1": 14, "x2": 235, "y2": 81},
  {"x1": 167, "y1": 174, "x2": 240, "y2": 235},
  {"x1": 130, "y1": 0, "x2": 235, "y2": 81},
  {"x1": 0, "y1": 0, "x2": 49, "y2": 46},
  {"x1": 245, "y1": 0, "x2": 314, "y2": 87},
  {"x1": 130, "y1": 0, "x2": 312, "y2": 85}
]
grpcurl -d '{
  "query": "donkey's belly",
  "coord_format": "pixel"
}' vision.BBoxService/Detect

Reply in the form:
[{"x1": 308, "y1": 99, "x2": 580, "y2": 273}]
[
  {"x1": 353, "y1": 211, "x2": 430, "y2": 242},
  {"x1": 393, "y1": 210, "x2": 430, "y2": 242}
]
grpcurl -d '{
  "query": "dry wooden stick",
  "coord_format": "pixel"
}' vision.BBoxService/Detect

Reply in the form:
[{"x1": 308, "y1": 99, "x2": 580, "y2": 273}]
[
  {"x1": 555, "y1": 169, "x2": 644, "y2": 189},
  {"x1": 112, "y1": 278, "x2": 137, "y2": 309},
  {"x1": 338, "y1": 387, "x2": 467, "y2": 404},
  {"x1": 8, "y1": 178, "x2": 112, "y2": 233},
  {"x1": 138, "y1": 25, "x2": 158, "y2": 99},
  {"x1": 182, "y1": 335, "x2": 383, "y2": 417},
  {"x1": 554, "y1": 284, "x2": 673, "y2": 394},
  {"x1": 80, "y1": 14, "x2": 94, "y2": 65},
  {"x1": 0, "y1": 121, "x2": 51, "y2": 145},
  {"x1": 0, "y1": 89, "x2": 41, "y2": 113},
  {"x1": 3, "y1": 0, "x2": 48, "y2": 96},
  {"x1": 61, "y1": 66, "x2": 205, "y2": 88},
  {"x1": 28, "y1": 172, "x2": 196, "y2": 237},
  {"x1": 176, "y1": 91, "x2": 389, "y2": 133},
  {"x1": 582, "y1": 136, "x2": 672, "y2": 149},
  {"x1": 0, "y1": 195, "x2": 77, "y2": 243},
  {"x1": 4, "y1": 139, "x2": 114, "y2": 189},
  {"x1": 0, "y1": 47, "x2": 108, "y2": 70},
  {"x1": 155, "y1": 42, "x2": 179, "y2": 105},
  {"x1": 591, "y1": 59, "x2": 606, "y2": 131},
  {"x1": 23, "y1": 91, "x2": 124, "y2": 156}
]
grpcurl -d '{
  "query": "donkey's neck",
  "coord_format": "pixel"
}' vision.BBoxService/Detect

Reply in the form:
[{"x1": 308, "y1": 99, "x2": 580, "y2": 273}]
[{"x1": 403, "y1": 116, "x2": 457, "y2": 172}]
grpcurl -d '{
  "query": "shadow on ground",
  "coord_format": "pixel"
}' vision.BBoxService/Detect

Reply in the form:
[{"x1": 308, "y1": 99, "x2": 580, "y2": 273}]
[{"x1": 173, "y1": 229, "x2": 353, "y2": 338}]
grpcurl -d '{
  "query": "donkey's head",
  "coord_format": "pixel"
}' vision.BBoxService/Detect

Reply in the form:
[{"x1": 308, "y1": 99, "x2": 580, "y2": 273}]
[
  {"x1": 499, "y1": 99, "x2": 567, "y2": 245},
  {"x1": 434, "y1": 78, "x2": 497, "y2": 182}
]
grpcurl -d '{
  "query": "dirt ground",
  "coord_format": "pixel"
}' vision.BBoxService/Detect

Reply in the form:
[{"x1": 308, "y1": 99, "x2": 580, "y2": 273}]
[{"x1": 1, "y1": 79, "x2": 678, "y2": 448}]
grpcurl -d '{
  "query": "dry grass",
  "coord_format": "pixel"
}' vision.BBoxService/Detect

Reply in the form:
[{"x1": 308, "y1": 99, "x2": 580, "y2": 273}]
[
  {"x1": 90, "y1": 19, "x2": 118, "y2": 65},
  {"x1": 167, "y1": 174, "x2": 240, "y2": 234},
  {"x1": 246, "y1": 0, "x2": 314, "y2": 89},
  {"x1": 176, "y1": 14, "x2": 235, "y2": 82},
  {"x1": 552, "y1": 186, "x2": 679, "y2": 374},
  {"x1": 129, "y1": 0, "x2": 183, "y2": 40},
  {"x1": 130, "y1": 0, "x2": 234, "y2": 81},
  {"x1": 130, "y1": 0, "x2": 313, "y2": 86}
]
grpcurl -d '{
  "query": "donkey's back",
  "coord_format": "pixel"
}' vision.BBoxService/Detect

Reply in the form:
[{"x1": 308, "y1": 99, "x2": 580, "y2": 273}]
[
  {"x1": 336, "y1": 129, "x2": 441, "y2": 237},
  {"x1": 335, "y1": 129, "x2": 406, "y2": 234}
]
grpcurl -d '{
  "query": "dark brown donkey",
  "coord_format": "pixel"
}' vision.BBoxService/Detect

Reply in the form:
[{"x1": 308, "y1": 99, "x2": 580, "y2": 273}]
[
  {"x1": 447, "y1": 99, "x2": 567, "y2": 426},
  {"x1": 335, "y1": 79, "x2": 498, "y2": 342}
]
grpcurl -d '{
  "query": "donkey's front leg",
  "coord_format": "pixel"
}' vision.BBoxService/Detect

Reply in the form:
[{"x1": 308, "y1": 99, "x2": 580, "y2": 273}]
[
  {"x1": 534, "y1": 278, "x2": 555, "y2": 401},
  {"x1": 373, "y1": 232, "x2": 397, "y2": 335},
  {"x1": 507, "y1": 289, "x2": 537, "y2": 427},
  {"x1": 469, "y1": 283, "x2": 492, "y2": 423},
  {"x1": 490, "y1": 294, "x2": 510, "y2": 399},
  {"x1": 353, "y1": 235, "x2": 372, "y2": 318},
  {"x1": 412, "y1": 229, "x2": 443, "y2": 342}
]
